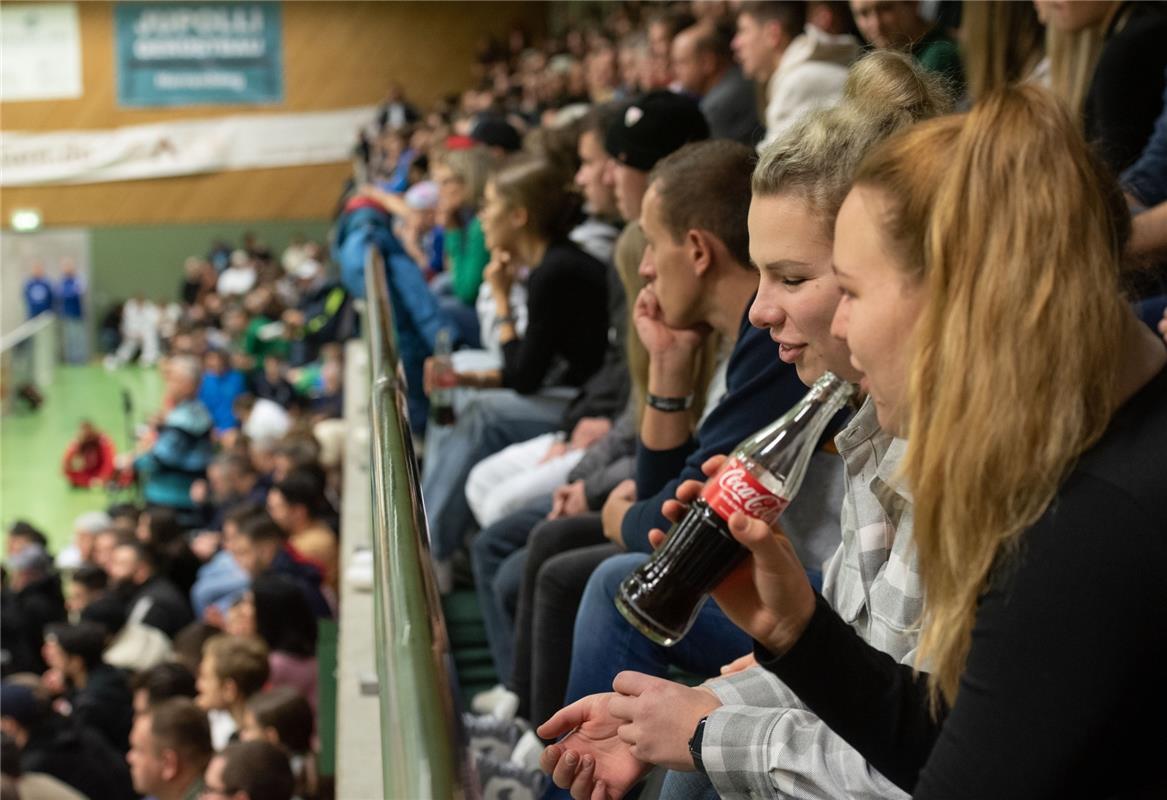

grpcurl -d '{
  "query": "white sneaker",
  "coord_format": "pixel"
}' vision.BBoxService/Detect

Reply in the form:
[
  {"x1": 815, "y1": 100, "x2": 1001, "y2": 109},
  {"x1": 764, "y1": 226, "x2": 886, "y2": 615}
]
[
  {"x1": 509, "y1": 729, "x2": 545, "y2": 773},
  {"x1": 471, "y1": 684, "x2": 519, "y2": 719}
]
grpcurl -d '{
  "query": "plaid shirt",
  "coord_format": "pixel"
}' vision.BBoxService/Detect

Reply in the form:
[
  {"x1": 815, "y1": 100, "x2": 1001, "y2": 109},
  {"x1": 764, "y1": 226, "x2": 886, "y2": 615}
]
[{"x1": 700, "y1": 398, "x2": 921, "y2": 799}]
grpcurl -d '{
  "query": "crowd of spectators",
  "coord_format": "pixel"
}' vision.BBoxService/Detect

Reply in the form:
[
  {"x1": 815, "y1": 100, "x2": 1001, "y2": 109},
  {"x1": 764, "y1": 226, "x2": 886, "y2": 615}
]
[
  {"x1": 5, "y1": 1, "x2": 1167, "y2": 799},
  {"x1": 336, "y1": 1, "x2": 1166, "y2": 798},
  {"x1": 4, "y1": 219, "x2": 350, "y2": 798}
]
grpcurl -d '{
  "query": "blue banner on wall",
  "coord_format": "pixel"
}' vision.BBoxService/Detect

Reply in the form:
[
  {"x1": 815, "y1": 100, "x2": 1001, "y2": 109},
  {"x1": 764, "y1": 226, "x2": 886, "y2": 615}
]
[{"x1": 115, "y1": 2, "x2": 283, "y2": 107}]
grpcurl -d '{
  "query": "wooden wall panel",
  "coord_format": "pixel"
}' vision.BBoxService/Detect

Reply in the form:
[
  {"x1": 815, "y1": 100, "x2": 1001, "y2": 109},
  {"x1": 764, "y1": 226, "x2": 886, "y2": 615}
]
[{"x1": 1, "y1": 1, "x2": 541, "y2": 226}]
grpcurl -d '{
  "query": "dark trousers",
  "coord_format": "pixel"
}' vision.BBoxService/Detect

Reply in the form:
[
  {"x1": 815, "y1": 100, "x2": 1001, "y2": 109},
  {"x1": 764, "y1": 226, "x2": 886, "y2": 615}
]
[{"x1": 507, "y1": 512, "x2": 619, "y2": 727}]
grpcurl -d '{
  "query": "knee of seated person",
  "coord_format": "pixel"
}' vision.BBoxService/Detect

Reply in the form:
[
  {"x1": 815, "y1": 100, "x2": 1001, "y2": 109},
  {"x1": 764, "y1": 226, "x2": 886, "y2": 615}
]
[
  {"x1": 535, "y1": 556, "x2": 577, "y2": 596},
  {"x1": 593, "y1": 552, "x2": 649, "y2": 600}
]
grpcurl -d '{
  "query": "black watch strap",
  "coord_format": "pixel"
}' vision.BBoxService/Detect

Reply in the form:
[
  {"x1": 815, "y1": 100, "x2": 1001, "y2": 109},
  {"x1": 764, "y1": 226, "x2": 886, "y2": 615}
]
[
  {"x1": 688, "y1": 715, "x2": 708, "y2": 773},
  {"x1": 646, "y1": 392, "x2": 694, "y2": 412}
]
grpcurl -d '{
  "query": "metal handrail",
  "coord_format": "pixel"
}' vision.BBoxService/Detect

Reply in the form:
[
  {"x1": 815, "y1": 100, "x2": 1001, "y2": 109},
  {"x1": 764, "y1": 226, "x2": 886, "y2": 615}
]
[
  {"x1": 363, "y1": 245, "x2": 472, "y2": 798},
  {"x1": 0, "y1": 312, "x2": 55, "y2": 352}
]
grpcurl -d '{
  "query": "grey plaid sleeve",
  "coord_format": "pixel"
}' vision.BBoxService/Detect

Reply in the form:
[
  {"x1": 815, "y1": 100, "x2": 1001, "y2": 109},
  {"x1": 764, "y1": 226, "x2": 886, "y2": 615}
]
[
  {"x1": 701, "y1": 705, "x2": 908, "y2": 800},
  {"x1": 704, "y1": 665, "x2": 808, "y2": 710}
]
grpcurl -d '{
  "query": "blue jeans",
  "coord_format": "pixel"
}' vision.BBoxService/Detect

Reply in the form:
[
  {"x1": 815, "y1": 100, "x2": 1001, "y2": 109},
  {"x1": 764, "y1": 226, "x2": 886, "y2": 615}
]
[
  {"x1": 62, "y1": 317, "x2": 88, "y2": 364},
  {"x1": 658, "y1": 770, "x2": 718, "y2": 799},
  {"x1": 563, "y1": 553, "x2": 754, "y2": 705},
  {"x1": 422, "y1": 388, "x2": 570, "y2": 561},
  {"x1": 470, "y1": 498, "x2": 552, "y2": 684}
]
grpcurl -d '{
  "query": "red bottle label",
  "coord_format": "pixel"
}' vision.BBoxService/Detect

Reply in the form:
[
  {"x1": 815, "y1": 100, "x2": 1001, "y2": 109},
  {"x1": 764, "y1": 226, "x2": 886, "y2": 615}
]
[{"x1": 700, "y1": 459, "x2": 789, "y2": 526}]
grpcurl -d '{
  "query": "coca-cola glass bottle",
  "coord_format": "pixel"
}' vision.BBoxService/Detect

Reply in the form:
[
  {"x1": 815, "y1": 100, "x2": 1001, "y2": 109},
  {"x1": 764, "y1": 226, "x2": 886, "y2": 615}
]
[
  {"x1": 430, "y1": 328, "x2": 457, "y2": 426},
  {"x1": 615, "y1": 371, "x2": 854, "y2": 645}
]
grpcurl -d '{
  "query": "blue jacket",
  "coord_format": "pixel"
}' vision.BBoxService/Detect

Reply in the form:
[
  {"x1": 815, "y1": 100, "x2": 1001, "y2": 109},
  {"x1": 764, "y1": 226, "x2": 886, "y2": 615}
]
[
  {"x1": 198, "y1": 370, "x2": 246, "y2": 432},
  {"x1": 621, "y1": 299, "x2": 807, "y2": 553},
  {"x1": 334, "y1": 204, "x2": 456, "y2": 430},
  {"x1": 190, "y1": 550, "x2": 250, "y2": 617},
  {"x1": 24, "y1": 278, "x2": 54, "y2": 318},
  {"x1": 57, "y1": 276, "x2": 85, "y2": 319},
  {"x1": 134, "y1": 400, "x2": 214, "y2": 511}
]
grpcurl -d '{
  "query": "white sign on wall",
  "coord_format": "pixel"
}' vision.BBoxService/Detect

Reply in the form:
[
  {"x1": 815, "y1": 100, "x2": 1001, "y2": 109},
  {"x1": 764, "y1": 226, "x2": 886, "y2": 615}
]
[
  {"x1": 0, "y1": 2, "x2": 83, "y2": 102},
  {"x1": 2, "y1": 106, "x2": 375, "y2": 186}
]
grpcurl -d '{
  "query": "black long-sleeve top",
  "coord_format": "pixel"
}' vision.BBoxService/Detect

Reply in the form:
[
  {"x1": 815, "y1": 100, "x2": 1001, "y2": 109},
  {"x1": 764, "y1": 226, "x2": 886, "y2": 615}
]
[
  {"x1": 1084, "y1": 2, "x2": 1167, "y2": 173},
  {"x1": 500, "y1": 240, "x2": 609, "y2": 394},
  {"x1": 758, "y1": 364, "x2": 1167, "y2": 799}
]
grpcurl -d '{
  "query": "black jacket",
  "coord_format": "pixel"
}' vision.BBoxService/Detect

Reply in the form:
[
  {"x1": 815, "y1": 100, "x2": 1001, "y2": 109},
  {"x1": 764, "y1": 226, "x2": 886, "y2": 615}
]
[
  {"x1": 21, "y1": 712, "x2": 136, "y2": 800},
  {"x1": 71, "y1": 663, "x2": 134, "y2": 753},
  {"x1": 1, "y1": 574, "x2": 66, "y2": 674},
  {"x1": 127, "y1": 575, "x2": 194, "y2": 639}
]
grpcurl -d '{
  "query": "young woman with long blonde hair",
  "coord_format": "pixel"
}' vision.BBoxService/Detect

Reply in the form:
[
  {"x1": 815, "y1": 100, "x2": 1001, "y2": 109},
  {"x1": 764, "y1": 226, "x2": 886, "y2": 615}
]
[{"x1": 688, "y1": 85, "x2": 1167, "y2": 797}]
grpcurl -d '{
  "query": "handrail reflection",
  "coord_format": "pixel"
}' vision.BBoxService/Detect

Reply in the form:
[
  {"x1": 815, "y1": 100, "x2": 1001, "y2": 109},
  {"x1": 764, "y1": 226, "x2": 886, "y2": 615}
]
[{"x1": 363, "y1": 245, "x2": 473, "y2": 798}]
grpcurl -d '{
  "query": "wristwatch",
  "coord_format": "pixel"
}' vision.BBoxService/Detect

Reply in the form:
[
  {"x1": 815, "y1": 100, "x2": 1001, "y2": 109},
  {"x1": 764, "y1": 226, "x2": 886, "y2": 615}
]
[{"x1": 688, "y1": 715, "x2": 708, "y2": 774}]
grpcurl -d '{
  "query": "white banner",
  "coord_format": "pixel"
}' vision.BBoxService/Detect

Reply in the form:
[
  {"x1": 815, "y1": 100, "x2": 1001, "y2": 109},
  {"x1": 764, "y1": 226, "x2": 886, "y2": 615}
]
[
  {"x1": 1, "y1": 106, "x2": 375, "y2": 186},
  {"x1": 0, "y1": 3, "x2": 83, "y2": 102}
]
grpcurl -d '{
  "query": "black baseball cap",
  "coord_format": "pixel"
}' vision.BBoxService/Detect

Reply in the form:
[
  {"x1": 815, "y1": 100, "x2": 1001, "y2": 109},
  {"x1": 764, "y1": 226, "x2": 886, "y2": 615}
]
[
  {"x1": 604, "y1": 90, "x2": 710, "y2": 172},
  {"x1": 471, "y1": 116, "x2": 522, "y2": 153}
]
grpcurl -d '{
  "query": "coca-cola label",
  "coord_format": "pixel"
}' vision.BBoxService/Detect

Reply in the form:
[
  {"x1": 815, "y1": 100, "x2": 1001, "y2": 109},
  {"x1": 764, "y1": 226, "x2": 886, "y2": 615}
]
[{"x1": 701, "y1": 459, "x2": 789, "y2": 526}]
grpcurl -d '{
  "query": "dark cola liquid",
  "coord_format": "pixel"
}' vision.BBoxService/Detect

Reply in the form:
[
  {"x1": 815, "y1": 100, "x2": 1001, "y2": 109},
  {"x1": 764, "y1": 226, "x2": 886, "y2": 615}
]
[
  {"x1": 615, "y1": 497, "x2": 748, "y2": 645},
  {"x1": 431, "y1": 403, "x2": 456, "y2": 426}
]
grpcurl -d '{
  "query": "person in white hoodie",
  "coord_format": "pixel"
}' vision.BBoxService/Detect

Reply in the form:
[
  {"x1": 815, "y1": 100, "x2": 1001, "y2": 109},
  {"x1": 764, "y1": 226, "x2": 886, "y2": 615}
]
[{"x1": 732, "y1": 1, "x2": 861, "y2": 148}]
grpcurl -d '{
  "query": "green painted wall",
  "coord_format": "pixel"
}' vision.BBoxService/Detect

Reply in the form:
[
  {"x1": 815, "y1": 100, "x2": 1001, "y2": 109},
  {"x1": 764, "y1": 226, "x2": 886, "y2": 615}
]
[{"x1": 88, "y1": 218, "x2": 332, "y2": 315}]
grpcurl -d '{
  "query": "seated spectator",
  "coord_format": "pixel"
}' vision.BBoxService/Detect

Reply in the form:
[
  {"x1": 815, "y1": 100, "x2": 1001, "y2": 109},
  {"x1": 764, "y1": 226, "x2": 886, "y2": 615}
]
[
  {"x1": 107, "y1": 539, "x2": 194, "y2": 639},
  {"x1": 42, "y1": 621, "x2": 133, "y2": 753},
  {"x1": 270, "y1": 438, "x2": 321, "y2": 484},
  {"x1": 0, "y1": 731, "x2": 85, "y2": 800},
  {"x1": 734, "y1": 1, "x2": 858, "y2": 148},
  {"x1": 191, "y1": 503, "x2": 261, "y2": 620},
  {"x1": 64, "y1": 563, "x2": 106, "y2": 620},
  {"x1": 241, "y1": 288, "x2": 290, "y2": 366},
  {"x1": 0, "y1": 682, "x2": 135, "y2": 800},
  {"x1": 131, "y1": 661, "x2": 198, "y2": 715},
  {"x1": 90, "y1": 526, "x2": 133, "y2": 571},
  {"x1": 81, "y1": 593, "x2": 173, "y2": 673},
  {"x1": 242, "y1": 688, "x2": 318, "y2": 800},
  {"x1": 137, "y1": 507, "x2": 202, "y2": 600},
  {"x1": 198, "y1": 349, "x2": 247, "y2": 438},
  {"x1": 233, "y1": 394, "x2": 291, "y2": 447},
  {"x1": 196, "y1": 635, "x2": 270, "y2": 749},
  {"x1": 3, "y1": 522, "x2": 47, "y2": 560},
  {"x1": 60, "y1": 419, "x2": 116, "y2": 489},
  {"x1": 195, "y1": 453, "x2": 269, "y2": 535},
  {"x1": 435, "y1": 147, "x2": 494, "y2": 315},
  {"x1": 308, "y1": 359, "x2": 344, "y2": 422},
  {"x1": 672, "y1": 21, "x2": 760, "y2": 143},
  {"x1": 217, "y1": 251, "x2": 258, "y2": 298},
  {"x1": 1, "y1": 547, "x2": 65, "y2": 675},
  {"x1": 849, "y1": 0, "x2": 964, "y2": 92},
  {"x1": 282, "y1": 259, "x2": 355, "y2": 368},
  {"x1": 266, "y1": 470, "x2": 338, "y2": 593},
  {"x1": 230, "y1": 515, "x2": 331, "y2": 619},
  {"x1": 55, "y1": 510, "x2": 112, "y2": 571},
  {"x1": 1045, "y1": 0, "x2": 1167, "y2": 174},
  {"x1": 637, "y1": 86, "x2": 1166, "y2": 797},
  {"x1": 133, "y1": 356, "x2": 215, "y2": 527},
  {"x1": 421, "y1": 155, "x2": 614, "y2": 565},
  {"x1": 228, "y1": 575, "x2": 318, "y2": 712},
  {"x1": 107, "y1": 503, "x2": 140, "y2": 537},
  {"x1": 127, "y1": 698, "x2": 213, "y2": 800},
  {"x1": 205, "y1": 740, "x2": 295, "y2": 800},
  {"x1": 250, "y1": 355, "x2": 300, "y2": 411},
  {"x1": 397, "y1": 179, "x2": 445, "y2": 279}
]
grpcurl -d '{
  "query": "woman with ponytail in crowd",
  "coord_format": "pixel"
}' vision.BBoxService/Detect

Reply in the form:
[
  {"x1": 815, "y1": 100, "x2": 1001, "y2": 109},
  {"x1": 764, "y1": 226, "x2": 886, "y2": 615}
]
[
  {"x1": 539, "y1": 50, "x2": 952, "y2": 800},
  {"x1": 422, "y1": 155, "x2": 612, "y2": 578},
  {"x1": 647, "y1": 86, "x2": 1165, "y2": 798}
]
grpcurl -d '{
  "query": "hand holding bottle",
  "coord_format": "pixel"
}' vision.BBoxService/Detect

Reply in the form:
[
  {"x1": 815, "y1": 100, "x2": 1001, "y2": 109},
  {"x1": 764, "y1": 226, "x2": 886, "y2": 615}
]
[
  {"x1": 651, "y1": 455, "x2": 816, "y2": 656},
  {"x1": 620, "y1": 372, "x2": 851, "y2": 646}
]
